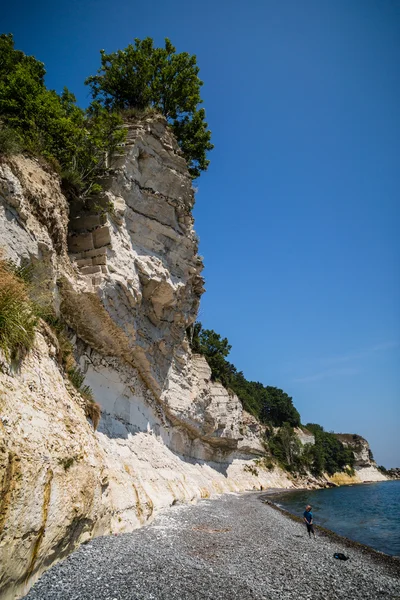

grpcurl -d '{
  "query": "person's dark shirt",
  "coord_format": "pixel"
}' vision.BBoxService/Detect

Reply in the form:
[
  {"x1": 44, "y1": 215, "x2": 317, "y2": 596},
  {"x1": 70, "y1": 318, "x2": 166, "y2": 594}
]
[{"x1": 304, "y1": 510, "x2": 313, "y2": 523}]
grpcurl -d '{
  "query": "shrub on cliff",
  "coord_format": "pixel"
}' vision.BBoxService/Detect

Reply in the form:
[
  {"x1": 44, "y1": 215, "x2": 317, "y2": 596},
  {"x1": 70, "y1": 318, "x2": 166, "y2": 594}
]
[
  {"x1": 189, "y1": 323, "x2": 234, "y2": 386},
  {"x1": 0, "y1": 127, "x2": 23, "y2": 155},
  {"x1": 189, "y1": 321, "x2": 356, "y2": 476},
  {"x1": 85, "y1": 38, "x2": 214, "y2": 178},
  {"x1": 0, "y1": 33, "x2": 125, "y2": 201},
  {"x1": 0, "y1": 259, "x2": 37, "y2": 360}
]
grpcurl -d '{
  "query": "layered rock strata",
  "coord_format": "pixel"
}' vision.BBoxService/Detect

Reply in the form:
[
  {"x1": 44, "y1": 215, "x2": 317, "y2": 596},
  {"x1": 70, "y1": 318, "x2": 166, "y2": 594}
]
[
  {"x1": 333, "y1": 434, "x2": 387, "y2": 483},
  {"x1": 0, "y1": 117, "x2": 299, "y2": 600}
]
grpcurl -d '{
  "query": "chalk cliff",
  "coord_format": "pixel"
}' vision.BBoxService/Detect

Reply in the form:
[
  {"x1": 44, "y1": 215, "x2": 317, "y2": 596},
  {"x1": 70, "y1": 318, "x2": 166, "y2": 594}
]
[
  {"x1": 0, "y1": 115, "x2": 387, "y2": 600},
  {"x1": 0, "y1": 116, "x2": 297, "y2": 600},
  {"x1": 331, "y1": 434, "x2": 387, "y2": 483}
]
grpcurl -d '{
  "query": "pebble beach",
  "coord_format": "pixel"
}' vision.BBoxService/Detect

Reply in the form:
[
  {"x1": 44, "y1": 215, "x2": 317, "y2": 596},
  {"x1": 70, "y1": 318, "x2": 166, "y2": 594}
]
[{"x1": 24, "y1": 492, "x2": 400, "y2": 600}]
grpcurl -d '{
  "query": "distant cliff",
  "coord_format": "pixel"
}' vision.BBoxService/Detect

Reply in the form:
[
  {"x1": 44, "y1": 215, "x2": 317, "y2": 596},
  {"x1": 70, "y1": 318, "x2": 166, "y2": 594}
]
[{"x1": 330, "y1": 434, "x2": 387, "y2": 484}]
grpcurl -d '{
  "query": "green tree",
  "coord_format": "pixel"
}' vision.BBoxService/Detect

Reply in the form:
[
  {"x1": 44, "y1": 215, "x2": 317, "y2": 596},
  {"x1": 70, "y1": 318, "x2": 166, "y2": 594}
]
[
  {"x1": 260, "y1": 386, "x2": 301, "y2": 427},
  {"x1": 188, "y1": 322, "x2": 300, "y2": 426},
  {"x1": 0, "y1": 34, "x2": 125, "y2": 201},
  {"x1": 305, "y1": 423, "x2": 355, "y2": 475},
  {"x1": 85, "y1": 38, "x2": 213, "y2": 178},
  {"x1": 189, "y1": 323, "x2": 235, "y2": 386},
  {"x1": 268, "y1": 423, "x2": 302, "y2": 471}
]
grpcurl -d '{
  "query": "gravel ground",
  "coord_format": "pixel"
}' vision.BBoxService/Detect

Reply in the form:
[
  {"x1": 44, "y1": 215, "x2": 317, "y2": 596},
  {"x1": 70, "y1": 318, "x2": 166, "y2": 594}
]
[{"x1": 24, "y1": 492, "x2": 400, "y2": 600}]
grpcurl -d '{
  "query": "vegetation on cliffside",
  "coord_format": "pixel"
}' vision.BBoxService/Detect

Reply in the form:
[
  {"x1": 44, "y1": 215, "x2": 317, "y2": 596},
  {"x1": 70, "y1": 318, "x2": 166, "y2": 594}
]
[
  {"x1": 0, "y1": 34, "x2": 125, "y2": 202},
  {"x1": 188, "y1": 322, "x2": 300, "y2": 426},
  {"x1": 0, "y1": 33, "x2": 213, "y2": 197},
  {"x1": 0, "y1": 258, "x2": 37, "y2": 360},
  {"x1": 0, "y1": 32, "x2": 364, "y2": 480},
  {"x1": 304, "y1": 424, "x2": 354, "y2": 476},
  {"x1": 86, "y1": 38, "x2": 213, "y2": 178},
  {"x1": 0, "y1": 257, "x2": 100, "y2": 428},
  {"x1": 188, "y1": 321, "x2": 355, "y2": 476}
]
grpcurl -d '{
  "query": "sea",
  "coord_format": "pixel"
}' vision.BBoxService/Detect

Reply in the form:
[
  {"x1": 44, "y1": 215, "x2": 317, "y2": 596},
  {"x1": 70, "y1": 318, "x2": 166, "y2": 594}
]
[{"x1": 272, "y1": 480, "x2": 400, "y2": 556}]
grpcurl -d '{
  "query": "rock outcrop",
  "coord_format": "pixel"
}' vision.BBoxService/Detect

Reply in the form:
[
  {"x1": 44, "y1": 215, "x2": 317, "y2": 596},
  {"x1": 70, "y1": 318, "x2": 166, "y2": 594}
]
[
  {"x1": 386, "y1": 467, "x2": 400, "y2": 479},
  {"x1": 332, "y1": 434, "x2": 387, "y2": 483}
]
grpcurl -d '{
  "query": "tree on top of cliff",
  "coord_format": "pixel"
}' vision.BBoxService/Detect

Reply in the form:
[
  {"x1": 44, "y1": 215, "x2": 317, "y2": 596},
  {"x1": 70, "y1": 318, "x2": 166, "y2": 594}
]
[
  {"x1": 190, "y1": 323, "x2": 235, "y2": 386},
  {"x1": 0, "y1": 33, "x2": 125, "y2": 201},
  {"x1": 85, "y1": 38, "x2": 214, "y2": 178}
]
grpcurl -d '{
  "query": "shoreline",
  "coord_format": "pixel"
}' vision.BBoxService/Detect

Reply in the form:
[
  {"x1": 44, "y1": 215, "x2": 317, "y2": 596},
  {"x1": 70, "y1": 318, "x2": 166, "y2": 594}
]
[
  {"x1": 24, "y1": 491, "x2": 400, "y2": 600},
  {"x1": 259, "y1": 487, "x2": 400, "y2": 568}
]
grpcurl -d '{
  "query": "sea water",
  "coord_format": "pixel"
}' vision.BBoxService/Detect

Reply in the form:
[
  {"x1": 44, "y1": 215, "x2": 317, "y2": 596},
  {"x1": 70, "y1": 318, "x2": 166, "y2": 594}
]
[{"x1": 272, "y1": 480, "x2": 400, "y2": 556}]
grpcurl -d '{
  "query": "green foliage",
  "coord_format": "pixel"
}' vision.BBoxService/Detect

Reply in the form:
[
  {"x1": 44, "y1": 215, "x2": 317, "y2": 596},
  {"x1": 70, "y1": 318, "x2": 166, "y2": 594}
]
[
  {"x1": 305, "y1": 423, "x2": 355, "y2": 476},
  {"x1": 62, "y1": 101, "x2": 125, "y2": 201},
  {"x1": 0, "y1": 259, "x2": 37, "y2": 360},
  {"x1": 190, "y1": 323, "x2": 234, "y2": 386},
  {"x1": 85, "y1": 37, "x2": 213, "y2": 178},
  {"x1": 171, "y1": 108, "x2": 213, "y2": 177},
  {"x1": 67, "y1": 366, "x2": 94, "y2": 402},
  {"x1": 0, "y1": 33, "x2": 125, "y2": 201},
  {"x1": 256, "y1": 457, "x2": 275, "y2": 470},
  {"x1": 67, "y1": 365, "x2": 86, "y2": 389},
  {"x1": 260, "y1": 386, "x2": 301, "y2": 427},
  {"x1": 5, "y1": 258, "x2": 34, "y2": 284},
  {"x1": 265, "y1": 423, "x2": 354, "y2": 477},
  {"x1": 230, "y1": 374, "x2": 301, "y2": 427},
  {"x1": 188, "y1": 323, "x2": 355, "y2": 477},
  {"x1": 268, "y1": 423, "x2": 303, "y2": 472},
  {"x1": 0, "y1": 126, "x2": 22, "y2": 154},
  {"x1": 188, "y1": 322, "x2": 300, "y2": 426}
]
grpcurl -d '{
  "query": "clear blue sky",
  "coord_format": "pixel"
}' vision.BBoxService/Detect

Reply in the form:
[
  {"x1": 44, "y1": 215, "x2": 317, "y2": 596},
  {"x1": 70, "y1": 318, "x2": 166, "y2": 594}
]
[{"x1": 4, "y1": 0, "x2": 399, "y2": 467}]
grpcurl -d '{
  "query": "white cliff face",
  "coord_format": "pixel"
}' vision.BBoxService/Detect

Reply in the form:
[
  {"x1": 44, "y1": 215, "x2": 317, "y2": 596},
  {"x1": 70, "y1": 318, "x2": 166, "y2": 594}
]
[
  {"x1": 333, "y1": 434, "x2": 387, "y2": 483},
  {"x1": 0, "y1": 119, "x2": 298, "y2": 600},
  {"x1": 66, "y1": 116, "x2": 203, "y2": 390},
  {"x1": 63, "y1": 115, "x2": 257, "y2": 456},
  {"x1": 0, "y1": 117, "x2": 385, "y2": 600},
  {"x1": 0, "y1": 332, "x2": 295, "y2": 600},
  {"x1": 295, "y1": 428, "x2": 315, "y2": 446}
]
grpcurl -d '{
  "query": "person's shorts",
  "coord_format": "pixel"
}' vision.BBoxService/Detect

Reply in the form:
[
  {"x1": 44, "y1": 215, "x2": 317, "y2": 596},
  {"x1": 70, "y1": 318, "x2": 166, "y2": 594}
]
[{"x1": 306, "y1": 523, "x2": 314, "y2": 534}]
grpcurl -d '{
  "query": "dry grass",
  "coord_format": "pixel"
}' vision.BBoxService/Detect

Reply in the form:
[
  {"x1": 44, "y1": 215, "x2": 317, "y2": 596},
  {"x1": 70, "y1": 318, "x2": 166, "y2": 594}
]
[
  {"x1": 84, "y1": 400, "x2": 101, "y2": 431},
  {"x1": 1, "y1": 254, "x2": 101, "y2": 429},
  {"x1": 0, "y1": 258, "x2": 37, "y2": 360}
]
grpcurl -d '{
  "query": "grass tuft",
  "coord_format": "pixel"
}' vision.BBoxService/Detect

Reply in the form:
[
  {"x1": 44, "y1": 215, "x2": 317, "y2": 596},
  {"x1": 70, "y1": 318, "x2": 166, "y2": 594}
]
[
  {"x1": 67, "y1": 366, "x2": 101, "y2": 430},
  {"x1": 2, "y1": 255, "x2": 101, "y2": 429},
  {"x1": 0, "y1": 258, "x2": 37, "y2": 360}
]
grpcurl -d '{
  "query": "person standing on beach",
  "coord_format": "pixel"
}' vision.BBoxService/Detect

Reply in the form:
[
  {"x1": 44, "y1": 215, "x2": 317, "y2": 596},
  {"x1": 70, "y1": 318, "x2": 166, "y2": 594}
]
[{"x1": 303, "y1": 505, "x2": 316, "y2": 539}]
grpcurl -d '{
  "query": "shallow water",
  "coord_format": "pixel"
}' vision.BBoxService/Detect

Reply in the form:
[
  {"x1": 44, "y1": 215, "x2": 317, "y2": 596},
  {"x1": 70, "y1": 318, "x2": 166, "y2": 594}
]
[{"x1": 272, "y1": 480, "x2": 400, "y2": 556}]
